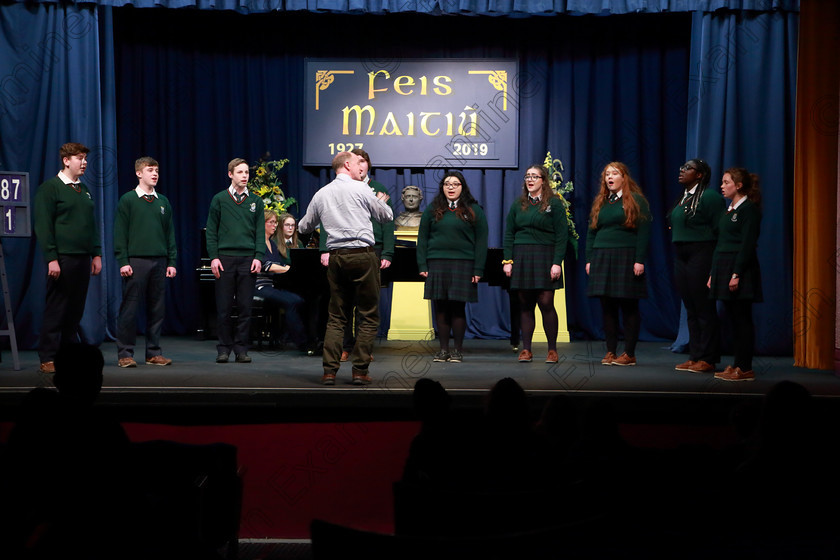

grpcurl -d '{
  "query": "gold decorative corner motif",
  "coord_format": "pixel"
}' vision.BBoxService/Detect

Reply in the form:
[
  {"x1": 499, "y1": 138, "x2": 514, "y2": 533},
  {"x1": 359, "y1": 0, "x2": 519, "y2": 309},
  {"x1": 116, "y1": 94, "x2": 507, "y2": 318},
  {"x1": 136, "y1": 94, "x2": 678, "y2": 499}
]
[
  {"x1": 469, "y1": 70, "x2": 508, "y2": 111},
  {"x1": 315, "y1": 70, "x2": 355, "y2": 110}
]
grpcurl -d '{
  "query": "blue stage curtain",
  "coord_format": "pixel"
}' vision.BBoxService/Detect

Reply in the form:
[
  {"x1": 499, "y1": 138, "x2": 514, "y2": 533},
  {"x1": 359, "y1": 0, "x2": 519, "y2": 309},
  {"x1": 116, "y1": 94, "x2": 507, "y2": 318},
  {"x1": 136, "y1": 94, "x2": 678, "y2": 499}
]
[
  {"x1": 0, "y1": 3, "x2": 118, "y2": 350},
  {"x1": 685, "y1": 9, "x2": 798, "y2": 356},
  {"x1": 9, "y1": 0, "x2": 800, "y2": 14}
]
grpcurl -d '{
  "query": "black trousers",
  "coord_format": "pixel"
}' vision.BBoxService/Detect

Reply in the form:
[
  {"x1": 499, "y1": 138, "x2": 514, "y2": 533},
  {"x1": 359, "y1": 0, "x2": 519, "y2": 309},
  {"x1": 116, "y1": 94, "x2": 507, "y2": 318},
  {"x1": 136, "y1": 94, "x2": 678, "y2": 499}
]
[
  {"x1": 38, "y1": 254, "x2": 91, "y2": 363},
  {"x1": 674, "y1": 241, "x2": 720, "y2": 364},
  {"x1": 215, "y1": 255, "x2": 256, "y2": 356},
  {"x1": 116, "y1": 257, "x2": 167, "y2": 360}
]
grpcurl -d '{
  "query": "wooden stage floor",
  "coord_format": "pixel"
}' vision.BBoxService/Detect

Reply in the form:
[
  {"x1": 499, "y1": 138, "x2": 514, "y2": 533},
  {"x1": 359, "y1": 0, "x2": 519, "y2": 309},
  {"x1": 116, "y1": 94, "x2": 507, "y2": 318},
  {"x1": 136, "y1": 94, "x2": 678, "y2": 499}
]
[{"x1": 1, "y1": 337, "x2": 838, "y2": 426}]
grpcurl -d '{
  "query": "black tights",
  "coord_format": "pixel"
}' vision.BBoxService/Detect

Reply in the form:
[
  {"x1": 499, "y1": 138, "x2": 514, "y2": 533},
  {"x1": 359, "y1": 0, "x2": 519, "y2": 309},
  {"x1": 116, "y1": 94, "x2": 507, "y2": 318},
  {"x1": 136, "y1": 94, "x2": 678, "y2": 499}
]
[
  {"x1": 601, "y1": 297, "x2": 640, "y2": 357},
  {"x1": 723, "y1": 299, "x2": 754, "y2": 371},
  {"x1": 435, "y1": 299, "x2": 466, "y2": 351},
  {"x1": 518, "y1": 290, "x2": 558, "y2": 352}
]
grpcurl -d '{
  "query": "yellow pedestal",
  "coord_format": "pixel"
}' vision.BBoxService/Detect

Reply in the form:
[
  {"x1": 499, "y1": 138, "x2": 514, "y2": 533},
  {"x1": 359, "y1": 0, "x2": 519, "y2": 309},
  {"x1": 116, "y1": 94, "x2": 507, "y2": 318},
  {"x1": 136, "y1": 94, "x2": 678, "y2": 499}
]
[
  {"x1": 388, "y1": 229, "x2": 434, "y2": 341},
  {"x1": 529, "y1": 268, "x2": 571, "y2": 343}
]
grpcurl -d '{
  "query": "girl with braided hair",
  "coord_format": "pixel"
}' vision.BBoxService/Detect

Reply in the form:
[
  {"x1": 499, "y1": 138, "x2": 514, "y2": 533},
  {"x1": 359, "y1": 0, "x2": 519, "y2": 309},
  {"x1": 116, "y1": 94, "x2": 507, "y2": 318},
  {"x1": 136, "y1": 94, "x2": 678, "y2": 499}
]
[{"x1": 669, "y1": 159, "x2": 725, "y2": 374}]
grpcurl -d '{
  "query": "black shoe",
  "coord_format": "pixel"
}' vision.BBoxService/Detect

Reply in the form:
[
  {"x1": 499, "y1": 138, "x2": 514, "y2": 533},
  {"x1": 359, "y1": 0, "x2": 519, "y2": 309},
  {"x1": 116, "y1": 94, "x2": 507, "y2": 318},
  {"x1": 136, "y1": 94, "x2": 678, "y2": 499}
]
[
  {"x1": 216, "y1": 353, "x2": 229, "y2": 363},
  {"x1": 433, "y1": 350, "x2": 450, "y2": 362},
  {"x1": 235, "y1": 353, "x2": 252, "y2": 363}
]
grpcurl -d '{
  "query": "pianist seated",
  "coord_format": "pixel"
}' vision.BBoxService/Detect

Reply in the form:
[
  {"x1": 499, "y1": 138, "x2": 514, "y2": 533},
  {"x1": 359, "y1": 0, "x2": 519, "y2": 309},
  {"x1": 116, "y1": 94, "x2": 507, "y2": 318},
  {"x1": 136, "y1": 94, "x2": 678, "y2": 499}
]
[{"x1": 257, "y1": 210, "x2": 313, "y2": 354}]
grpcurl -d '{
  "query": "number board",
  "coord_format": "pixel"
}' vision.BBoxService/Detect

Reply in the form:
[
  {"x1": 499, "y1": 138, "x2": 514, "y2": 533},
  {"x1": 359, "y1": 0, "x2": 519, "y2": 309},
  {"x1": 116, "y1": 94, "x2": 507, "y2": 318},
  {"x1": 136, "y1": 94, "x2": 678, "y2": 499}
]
[
  {"x1": 0, "y1": 171, "x2": 30, "y2": 237},
  {"x1": 303, "y1": 58, "x2": 520, "y2": 169}
]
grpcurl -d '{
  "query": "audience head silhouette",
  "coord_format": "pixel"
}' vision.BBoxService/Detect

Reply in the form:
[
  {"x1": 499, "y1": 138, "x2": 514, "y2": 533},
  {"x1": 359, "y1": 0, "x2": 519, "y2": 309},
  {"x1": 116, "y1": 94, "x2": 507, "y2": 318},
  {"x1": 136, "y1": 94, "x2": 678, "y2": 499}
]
[
  {"x1": 485, "y1": 377, "x2": 530, "y2": 432},
  {"x1": 53, "y1": 342, "x2": 105, "y2": 406},
  {"x1": 412, "y1": 378, "x2": 451, "y2": 425}
]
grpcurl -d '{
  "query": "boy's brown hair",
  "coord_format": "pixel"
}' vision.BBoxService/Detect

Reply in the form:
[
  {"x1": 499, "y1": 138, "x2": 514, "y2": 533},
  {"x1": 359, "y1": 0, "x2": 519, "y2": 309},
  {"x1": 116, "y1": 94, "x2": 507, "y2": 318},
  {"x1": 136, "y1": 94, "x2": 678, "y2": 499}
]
[
  {"x1": 59, "y1": 142, "x2": 90, "y2": 163},
  {"x1": 135, "y1": 156, "x2": 159, "y2": 172}
]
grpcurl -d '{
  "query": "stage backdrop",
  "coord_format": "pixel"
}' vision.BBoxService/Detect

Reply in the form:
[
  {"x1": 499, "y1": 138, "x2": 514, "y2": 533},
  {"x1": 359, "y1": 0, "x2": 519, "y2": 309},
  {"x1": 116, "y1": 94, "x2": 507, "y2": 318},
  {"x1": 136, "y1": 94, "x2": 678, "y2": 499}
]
[{"x1": 0, "y1": 2, "x2": 799, "y2": 359}]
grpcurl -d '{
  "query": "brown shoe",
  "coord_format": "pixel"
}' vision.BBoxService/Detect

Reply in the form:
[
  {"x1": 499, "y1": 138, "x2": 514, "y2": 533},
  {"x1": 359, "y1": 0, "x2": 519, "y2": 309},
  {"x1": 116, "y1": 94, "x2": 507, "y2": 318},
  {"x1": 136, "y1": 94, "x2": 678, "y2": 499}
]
[
  {"x1": 612, "y1": 353, "x2": 636, "y2": 366},
  {"x1": 715, "y1": 367, "x2": 755, "y2": 382},
  {"x1": 321, "y1": 373, "x2": 336, "y2": 386},
  {"x1": 340, "y1": 351, "x2": 350, "y2": 362},
  {"x1": 688, "y1": 360, "x2": 714, "y2": 373},
  {"x1": 601, "y1": 352, "x2": 618, "y2": 366},
  {"x1": 39, "y1": 361, "x2": 55, "y2": 374},
  {"x1": 675, "y1": 360, "x2": 696, "y2": 371},
  {"x1": 118, "y1": 357, "x2": 138, "y2": 368},
  {"x1": 546, "y1": 350, "x2": 559, "y2": 364},
  {"x1": 518, "y1": 349, "x2": 533, "y2": 363},
  {"x1": 145, "y1": 355, "x2": 172, "y2": 366},
  {"x1": 352, "y1": 373, "x2": 372, "y2": 386}
]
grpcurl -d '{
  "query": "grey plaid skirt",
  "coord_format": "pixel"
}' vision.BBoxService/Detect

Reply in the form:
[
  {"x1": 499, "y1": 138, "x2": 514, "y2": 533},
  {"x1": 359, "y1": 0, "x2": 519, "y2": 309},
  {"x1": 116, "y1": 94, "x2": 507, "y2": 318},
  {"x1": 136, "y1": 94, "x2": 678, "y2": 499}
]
[
  {"x1": 587, "y1": 247, "x2": 648, "y2": 299},
  {"x1": 511, "y1": 244, "x2": 562, "y2": 291},
  {"x1": 424, "y1": 258, "x2": 478, "y2": 302}
]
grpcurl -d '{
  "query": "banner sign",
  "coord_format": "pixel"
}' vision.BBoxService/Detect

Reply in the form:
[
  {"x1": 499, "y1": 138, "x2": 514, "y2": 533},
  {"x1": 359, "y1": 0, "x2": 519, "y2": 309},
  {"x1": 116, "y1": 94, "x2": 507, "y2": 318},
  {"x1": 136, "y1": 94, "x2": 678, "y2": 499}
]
[{"x1": 303, "y1": 58, "x2": 519, "y2": 168}]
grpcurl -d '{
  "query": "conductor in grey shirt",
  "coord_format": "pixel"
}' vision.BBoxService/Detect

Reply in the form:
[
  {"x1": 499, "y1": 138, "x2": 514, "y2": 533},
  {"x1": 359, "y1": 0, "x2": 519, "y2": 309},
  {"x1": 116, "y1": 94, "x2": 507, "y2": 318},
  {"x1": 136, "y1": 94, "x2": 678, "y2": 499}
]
[{"x1": 298, "y1": 151, "x2": 393, "y2": 386}]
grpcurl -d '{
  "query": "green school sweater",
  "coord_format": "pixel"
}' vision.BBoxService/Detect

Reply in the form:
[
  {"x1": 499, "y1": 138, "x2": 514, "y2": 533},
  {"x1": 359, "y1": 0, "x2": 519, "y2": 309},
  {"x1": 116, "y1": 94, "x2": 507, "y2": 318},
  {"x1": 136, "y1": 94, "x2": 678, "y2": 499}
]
[
  {"x1": 33, "y1": 175, "x2": 101, "y2": 261},
  {"x1": 586, "y1": 193, "x2": 652, "y2": 264},
  {"x1": 114, "y1": 190, "x2": 177, "y2": 267},
  {"x1": 503, "y1": 196, "x2": 568, "y2": 264},
  {"x1": 416, "y1": 202, "x2": 489, "y2": 276},
  {"x1": 205, "y1": 189, "x2": 265, "y2": 259},
  {"x1": 669, "y1": 187, "x2": 725, "y2": 243},
  {"x1": 714, "y1": 199, "x2": 761, "y2": 275}
]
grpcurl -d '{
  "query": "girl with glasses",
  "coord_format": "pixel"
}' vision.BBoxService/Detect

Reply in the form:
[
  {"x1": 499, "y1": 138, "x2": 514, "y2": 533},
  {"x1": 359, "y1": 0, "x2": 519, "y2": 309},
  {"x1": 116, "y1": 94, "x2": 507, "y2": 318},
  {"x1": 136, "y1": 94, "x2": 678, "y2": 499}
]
[
  {"x1": 502, "y1": 165, "x2": 569, "y2": 364},
  {"x1": 417, "y1": 171, "x2": 489, "y2": 363},
  {"x1": 669, "y1": 159, "x2": 725, "y2": 374},
  {"x1": 255, "y1": 210, "x2": 314, "y2": 354}
]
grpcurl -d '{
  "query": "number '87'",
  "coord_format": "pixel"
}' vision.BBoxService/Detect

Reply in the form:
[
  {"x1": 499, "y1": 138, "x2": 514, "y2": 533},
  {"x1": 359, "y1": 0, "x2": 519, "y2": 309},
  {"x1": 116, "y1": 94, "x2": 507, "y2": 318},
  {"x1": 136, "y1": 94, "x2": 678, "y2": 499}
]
[{"x1": 1, "y1": 178, "x2": 20, "y2": 201}]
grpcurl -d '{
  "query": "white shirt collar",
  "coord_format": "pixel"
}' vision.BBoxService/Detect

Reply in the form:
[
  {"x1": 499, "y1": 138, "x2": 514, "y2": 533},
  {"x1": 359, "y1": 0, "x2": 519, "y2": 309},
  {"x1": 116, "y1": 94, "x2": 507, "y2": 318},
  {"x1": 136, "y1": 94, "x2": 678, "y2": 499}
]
[
  {"x1": 58, "y1": 171, "x2": 80, "y2": 185},
  {"x1": 730, "y1": 197, "x2": 747, "y2": 211},
  {"x1": 229, "y1": 184, "x2": 249, "y2": 197},
  {"x1": 135, "y1": 186, "x2": 158, "y2": 198}
]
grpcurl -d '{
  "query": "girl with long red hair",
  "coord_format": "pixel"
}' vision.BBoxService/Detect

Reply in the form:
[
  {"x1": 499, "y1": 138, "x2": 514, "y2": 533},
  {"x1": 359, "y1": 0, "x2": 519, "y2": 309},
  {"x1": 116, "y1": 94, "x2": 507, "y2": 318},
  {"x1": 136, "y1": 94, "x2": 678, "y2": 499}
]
[{"x1": 585, "y1": 162, "x2": 652, "y2": 366}]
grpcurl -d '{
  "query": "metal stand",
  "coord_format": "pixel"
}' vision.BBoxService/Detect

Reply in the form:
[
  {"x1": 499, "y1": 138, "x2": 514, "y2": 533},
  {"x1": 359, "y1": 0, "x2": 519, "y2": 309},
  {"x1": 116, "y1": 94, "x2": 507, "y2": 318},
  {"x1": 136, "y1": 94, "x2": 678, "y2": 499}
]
[{"x1": 0, "y1": 240, "x2": 21, "y2": 370}]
